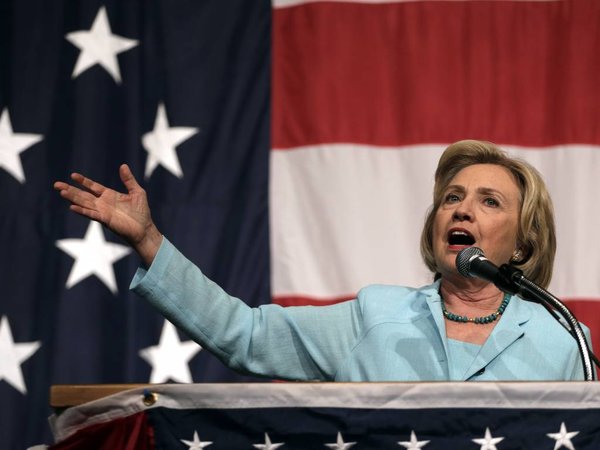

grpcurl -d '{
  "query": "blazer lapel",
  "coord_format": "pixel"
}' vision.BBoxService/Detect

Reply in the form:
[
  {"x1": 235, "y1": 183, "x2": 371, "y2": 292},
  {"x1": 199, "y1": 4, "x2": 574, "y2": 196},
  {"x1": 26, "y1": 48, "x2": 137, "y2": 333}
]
[
  {"x1": 423, "y1": 283, "x2": 452, "y2": 378},
  {"x1": 462, "y1": 296, "x2": 532, "y2": 380}
]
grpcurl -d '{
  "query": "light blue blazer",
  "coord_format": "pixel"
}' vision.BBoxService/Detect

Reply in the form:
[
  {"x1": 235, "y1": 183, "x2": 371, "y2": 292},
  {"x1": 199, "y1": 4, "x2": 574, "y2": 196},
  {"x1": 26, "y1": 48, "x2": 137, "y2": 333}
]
[{"x1": 130, "y1": 238, "x2": 591, "y2": 381}]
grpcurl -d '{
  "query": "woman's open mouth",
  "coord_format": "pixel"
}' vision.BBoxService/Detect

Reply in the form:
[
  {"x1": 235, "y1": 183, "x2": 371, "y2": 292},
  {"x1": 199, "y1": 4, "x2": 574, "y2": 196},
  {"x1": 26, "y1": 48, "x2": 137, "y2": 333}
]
[{"x1": 447, "y1": 229, "x2": 475, "y2": 249}]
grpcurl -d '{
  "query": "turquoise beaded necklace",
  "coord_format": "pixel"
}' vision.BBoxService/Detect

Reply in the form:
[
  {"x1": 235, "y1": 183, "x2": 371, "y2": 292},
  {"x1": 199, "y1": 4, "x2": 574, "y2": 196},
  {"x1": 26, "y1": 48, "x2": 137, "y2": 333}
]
[{"x1": 441, "y1": 293, "x2": 511, "y2": 324}]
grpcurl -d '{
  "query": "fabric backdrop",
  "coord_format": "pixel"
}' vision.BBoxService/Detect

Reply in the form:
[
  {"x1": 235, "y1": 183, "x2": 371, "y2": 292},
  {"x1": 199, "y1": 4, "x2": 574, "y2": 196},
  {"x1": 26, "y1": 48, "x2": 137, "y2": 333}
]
[{"x1": 0, "y1": 0, "x2": 599, "y2": 449}]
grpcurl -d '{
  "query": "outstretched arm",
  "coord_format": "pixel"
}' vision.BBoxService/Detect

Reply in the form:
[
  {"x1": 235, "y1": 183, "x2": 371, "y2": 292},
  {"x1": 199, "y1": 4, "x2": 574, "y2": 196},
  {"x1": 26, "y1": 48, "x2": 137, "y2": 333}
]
[{"x1": 54, "y1": 164, "x2": 163, "y2": 266}]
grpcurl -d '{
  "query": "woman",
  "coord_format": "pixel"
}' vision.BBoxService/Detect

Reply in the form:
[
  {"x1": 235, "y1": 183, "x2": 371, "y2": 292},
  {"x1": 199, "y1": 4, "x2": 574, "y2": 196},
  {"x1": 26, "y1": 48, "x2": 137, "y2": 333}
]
[{"x1": 54, "y1": 140, "x2": 591, "y2": 381}]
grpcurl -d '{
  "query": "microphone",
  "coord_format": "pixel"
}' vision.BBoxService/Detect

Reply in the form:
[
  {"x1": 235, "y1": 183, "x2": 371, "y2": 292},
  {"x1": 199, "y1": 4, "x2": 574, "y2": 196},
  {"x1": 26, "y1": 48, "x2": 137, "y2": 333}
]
[
  {"x1": 456, "y1": 247, "x2": 494, "y2": 280},
  {"x1": 455, "y1": 247, "x2": 520, "y2": 294}
]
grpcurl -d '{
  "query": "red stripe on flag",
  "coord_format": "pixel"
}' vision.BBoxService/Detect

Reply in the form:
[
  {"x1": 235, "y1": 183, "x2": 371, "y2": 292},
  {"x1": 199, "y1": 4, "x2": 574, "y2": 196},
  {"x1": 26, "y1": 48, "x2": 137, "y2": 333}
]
[
  {"x1": 273, "y1": 1, "x2": 600, "y2": 149},
  {"x1": 564, "y1": 299, "x2": 600, "y2": 357},
  {"x1": 273, "y1": 294, "x2": 355, "y2": 307},
  {"x1": 50, "y1": 412, "x2": 153, "y2": 450}
]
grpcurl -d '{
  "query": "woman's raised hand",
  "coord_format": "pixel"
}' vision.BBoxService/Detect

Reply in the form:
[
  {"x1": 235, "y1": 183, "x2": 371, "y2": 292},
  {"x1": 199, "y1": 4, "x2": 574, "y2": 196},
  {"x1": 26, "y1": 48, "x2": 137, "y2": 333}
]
[{"x1": 54, "y1": 164, "x2": 163, "y2": 265}]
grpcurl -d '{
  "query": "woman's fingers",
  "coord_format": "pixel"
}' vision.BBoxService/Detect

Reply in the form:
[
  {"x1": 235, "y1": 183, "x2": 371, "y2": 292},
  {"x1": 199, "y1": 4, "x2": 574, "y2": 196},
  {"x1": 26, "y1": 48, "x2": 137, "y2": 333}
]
[
  {"x1": 69, "y1": 204, "x2": 103, "y2": 222},
  {"x1": 56, "y1": 166, "x2": 139, "y2": 227},
  {"x1": 70, "y1": 172, "x2": 107, "y2": 197},
  {"x1": 119, "y1": 164, "x2": 141, "y2": 193},
  {"x1": 56, "y1": 183, "x2": 101, "y2": 210},
  {"x1": 53, "y1": 181, "x2": 69, "y2": 191}
]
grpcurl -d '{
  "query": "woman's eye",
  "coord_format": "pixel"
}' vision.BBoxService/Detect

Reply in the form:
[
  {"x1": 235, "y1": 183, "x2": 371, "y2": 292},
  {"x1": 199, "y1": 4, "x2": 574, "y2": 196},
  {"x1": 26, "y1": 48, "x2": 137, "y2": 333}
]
[
  {"x1": 484, "y1": 197, "x2": 499, "y2": 207},
  {"x1": 445, "y1": 193, "x2": 460, "y2": 203}
]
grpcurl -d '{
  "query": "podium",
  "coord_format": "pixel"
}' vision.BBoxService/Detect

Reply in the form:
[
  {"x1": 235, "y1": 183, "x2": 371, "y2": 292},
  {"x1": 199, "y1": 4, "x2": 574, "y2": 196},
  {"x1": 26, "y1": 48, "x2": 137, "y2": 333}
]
[{"x1": 49, "y1": 382, "x2": 600, "y2": 449}]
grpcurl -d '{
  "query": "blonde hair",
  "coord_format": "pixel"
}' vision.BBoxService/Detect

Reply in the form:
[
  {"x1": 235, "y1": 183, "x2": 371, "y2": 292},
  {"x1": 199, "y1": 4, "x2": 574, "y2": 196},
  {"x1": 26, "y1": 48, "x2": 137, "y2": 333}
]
[{"x1": 420, "y1": 140, "x2": 556, "y2": 288}]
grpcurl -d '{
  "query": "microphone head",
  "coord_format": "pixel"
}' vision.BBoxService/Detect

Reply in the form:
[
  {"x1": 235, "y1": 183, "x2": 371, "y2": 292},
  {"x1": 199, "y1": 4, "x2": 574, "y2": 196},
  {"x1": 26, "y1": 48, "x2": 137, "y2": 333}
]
[{"x1": 456, "y1": 247, "x2": 484, "y2": 278}]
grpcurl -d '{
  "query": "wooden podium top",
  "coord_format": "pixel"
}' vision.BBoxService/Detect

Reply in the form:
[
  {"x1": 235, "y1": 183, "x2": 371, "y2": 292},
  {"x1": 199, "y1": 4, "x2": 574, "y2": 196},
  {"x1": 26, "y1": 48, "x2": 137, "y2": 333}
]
[
  {"x1": 51, "y1": 380, "x2": 600, "y2": 409},
  {"x1": 50, "y1": 384, "x2": 151, "y2": 408}
]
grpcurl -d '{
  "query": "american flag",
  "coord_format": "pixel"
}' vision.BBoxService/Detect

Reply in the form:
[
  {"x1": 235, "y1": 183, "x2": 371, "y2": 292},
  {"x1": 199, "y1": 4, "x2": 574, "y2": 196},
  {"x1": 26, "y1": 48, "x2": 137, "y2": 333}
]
[
  {"x1": 49, "y1": 382, "x2": 600, "y2": 449},
  {"x1": 1, "y1": 0, "x2": 599, "y2": 448}
]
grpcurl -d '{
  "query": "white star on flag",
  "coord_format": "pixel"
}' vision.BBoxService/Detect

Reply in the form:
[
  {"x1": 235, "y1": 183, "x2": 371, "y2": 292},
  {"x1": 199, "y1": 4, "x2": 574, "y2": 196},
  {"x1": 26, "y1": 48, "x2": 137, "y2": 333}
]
[
  {"x1": 180, "y1": 430, "x2": 213, "y2": 449},
  {"x1": 547, "y1": 422, "x2": 579, "y2": 450},
  {"x1": 0, "y1": 316, "x2": 41, "y2": 394},
  {"x1": 398, "y1": 430, "x2": 430, "y2": 449},
  {"x1": 325, "y1": 431, "x2": 356, "y2": 449},
  {"x1": 139, "y1": 320, "x2": 202, "y2": 383},
  {"x1": 472, "y1": 428, "x2": 504, "y2": 450},
  {"x1": 56, "y1": 221, "x2": 131, "y2": 294},
  {"x1": 142, "y1": 102, "x2": 199, "y2": 179},
  {"x1": 253, "y1": 433, "x2": 285, "y2": 450},
  {"x1": 0, "y1": 108, "x2": 43, "y2": 183},
  {"x1": 65, "y1": 6, "x2": 138, "y2": 83}
]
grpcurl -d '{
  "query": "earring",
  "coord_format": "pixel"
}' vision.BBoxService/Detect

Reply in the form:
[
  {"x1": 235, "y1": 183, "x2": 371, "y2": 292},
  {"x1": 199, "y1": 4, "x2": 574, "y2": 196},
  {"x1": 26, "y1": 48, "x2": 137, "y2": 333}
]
[{"x1": 510, "y1": 249, "x2": 523, "y2": 263}]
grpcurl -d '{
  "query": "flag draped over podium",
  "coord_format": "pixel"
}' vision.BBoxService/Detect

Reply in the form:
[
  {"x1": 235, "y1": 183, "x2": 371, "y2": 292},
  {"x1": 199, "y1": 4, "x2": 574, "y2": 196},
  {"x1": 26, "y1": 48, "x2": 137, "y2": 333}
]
[
  {"x1": 1, "y1": 1, "x2": 599, "y2": 449},
  {"x1": 49, "y1": 383, "x2": 600, "y2": 449}
]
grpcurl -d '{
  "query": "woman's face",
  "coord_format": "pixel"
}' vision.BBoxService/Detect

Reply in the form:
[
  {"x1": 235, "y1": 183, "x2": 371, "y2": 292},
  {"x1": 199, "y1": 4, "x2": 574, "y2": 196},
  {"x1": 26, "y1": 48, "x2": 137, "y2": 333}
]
[{"x1": 432, "y1": 163, "x2": 522, "y2": 279}]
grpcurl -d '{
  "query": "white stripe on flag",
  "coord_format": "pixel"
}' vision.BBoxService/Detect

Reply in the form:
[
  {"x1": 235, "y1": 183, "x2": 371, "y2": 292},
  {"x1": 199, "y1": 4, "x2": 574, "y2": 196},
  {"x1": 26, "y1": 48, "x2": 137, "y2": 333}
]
[{"x1": 270, "y1": 143, "x2": 600, "y2": 300}]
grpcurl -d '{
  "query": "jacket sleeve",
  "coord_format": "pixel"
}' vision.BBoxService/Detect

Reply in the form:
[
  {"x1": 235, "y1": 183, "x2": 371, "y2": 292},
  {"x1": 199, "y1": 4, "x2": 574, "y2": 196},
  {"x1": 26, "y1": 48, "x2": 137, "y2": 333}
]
[{"x1": 130, "y1": 238, "x2": 363, "y2": 381}]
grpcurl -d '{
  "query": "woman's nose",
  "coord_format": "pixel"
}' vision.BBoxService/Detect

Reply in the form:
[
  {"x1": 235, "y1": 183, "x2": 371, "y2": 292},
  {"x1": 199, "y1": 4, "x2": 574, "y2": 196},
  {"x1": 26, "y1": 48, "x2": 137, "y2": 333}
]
[{"x1": 452, "y1": 203, "x2": 473, "y2": 222}]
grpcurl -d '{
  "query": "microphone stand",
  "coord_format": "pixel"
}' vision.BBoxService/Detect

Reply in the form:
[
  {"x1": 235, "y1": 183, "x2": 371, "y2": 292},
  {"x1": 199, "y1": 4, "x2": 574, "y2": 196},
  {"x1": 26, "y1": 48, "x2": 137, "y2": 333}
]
[{"x1": 498, "y1": 265, "x2": 596, "y2": 381}]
